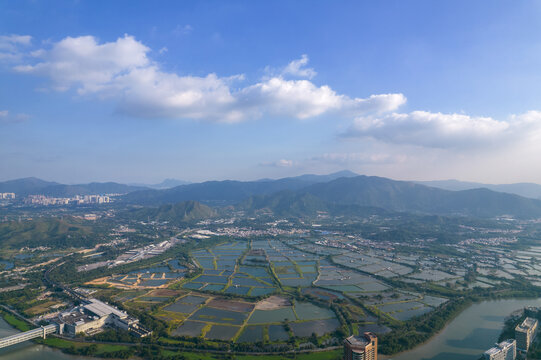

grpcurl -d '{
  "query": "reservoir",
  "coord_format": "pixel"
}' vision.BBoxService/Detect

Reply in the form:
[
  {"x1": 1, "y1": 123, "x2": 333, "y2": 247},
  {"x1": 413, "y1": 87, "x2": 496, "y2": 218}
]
[{"x1": 385, "y1": 297, "x2": 541, "y2": 360}]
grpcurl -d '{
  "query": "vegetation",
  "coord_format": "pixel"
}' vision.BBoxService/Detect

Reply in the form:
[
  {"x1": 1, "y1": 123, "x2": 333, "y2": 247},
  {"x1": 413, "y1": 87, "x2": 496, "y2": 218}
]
[
  {"x1": 122, "y1": 200, "x2": 217, "y2": 224},
  {"x1": 6, "y1": 173, "x2": 541, "y2": 360},
  {"x1": 0, "y1": 217, "x2": 99, "y2": 249},
  {"x1": 0, "y1": 309, "x2": 32, "y2": 331}
]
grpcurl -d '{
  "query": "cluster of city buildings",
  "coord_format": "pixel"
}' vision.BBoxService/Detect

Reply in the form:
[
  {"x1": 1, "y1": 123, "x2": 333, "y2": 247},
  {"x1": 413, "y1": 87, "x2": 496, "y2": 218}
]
[
  {"x1": 212, "y1": 226, "x2": 308, "y2": 238},
  {"x1": 483, "y1": 315, "x2": 538, "y2": 359},
  {"x1": 24, "y1": 194, "x2": 111, "y2": 206},
  {"x1": 55, "y1": 298, "x2": 151, "y2": 337},
  {"x1": 0, "y1": 193, "x2": 15, "y2": 199},
  {"x1": 344, "y1": 332, "x2": 377, "y2": 360}
]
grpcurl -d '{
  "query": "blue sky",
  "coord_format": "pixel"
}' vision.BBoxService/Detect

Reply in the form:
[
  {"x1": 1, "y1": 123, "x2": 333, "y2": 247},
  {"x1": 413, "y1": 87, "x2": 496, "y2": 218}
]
[{"x1": 1, "y1": 1, "x2": 541, "y2": 184}]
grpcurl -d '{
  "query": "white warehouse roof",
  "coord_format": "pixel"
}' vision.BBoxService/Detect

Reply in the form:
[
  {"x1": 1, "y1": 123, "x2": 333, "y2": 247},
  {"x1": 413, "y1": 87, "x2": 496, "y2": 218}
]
[{"x1": 84, "y1": 298, "x2": 127, "y2": 319}]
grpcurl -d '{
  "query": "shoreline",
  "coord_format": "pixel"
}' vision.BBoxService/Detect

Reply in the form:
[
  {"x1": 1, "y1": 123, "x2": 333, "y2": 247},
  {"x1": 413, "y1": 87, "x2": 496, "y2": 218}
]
[{"x1": 380, "y1": 296, "x2": 541, "y2": 359}]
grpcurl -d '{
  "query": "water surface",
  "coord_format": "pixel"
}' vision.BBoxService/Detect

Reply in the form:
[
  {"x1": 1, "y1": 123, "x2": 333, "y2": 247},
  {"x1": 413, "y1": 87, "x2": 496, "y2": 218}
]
[
  {"x1": 0, "y1": 316, "x2": 87, "y2": 360},
  {"x1": 385, "y1": 298, "x2": 541, "y2": 360}
]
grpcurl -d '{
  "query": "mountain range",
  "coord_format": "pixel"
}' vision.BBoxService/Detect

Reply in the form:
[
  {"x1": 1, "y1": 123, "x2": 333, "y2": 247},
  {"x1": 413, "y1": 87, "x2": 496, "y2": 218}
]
[
  {"x1": 121, "y1": 200, "x2": 216, "y2": 224},
  {"x1": 124, "y1": 173, "x2": 541, "y2": 219},
  {"x1": 0, "y1": 177, "x2": 147, "y2": 197},
  {"x1": 128, "y1": 178, "x2": 191, "y2": 189},
  {"x1": 416, "y1": 179, "x2": 541, "y2": 200},
  {"x1": 240, "y1": 176, "x2": 541, "y2": 219},
  {"x1": 121, "y1": 170, "x2": 359, "y2": 206},
  {"x1": 4, "y1": 172, "x2": 541, "y2": 219}
]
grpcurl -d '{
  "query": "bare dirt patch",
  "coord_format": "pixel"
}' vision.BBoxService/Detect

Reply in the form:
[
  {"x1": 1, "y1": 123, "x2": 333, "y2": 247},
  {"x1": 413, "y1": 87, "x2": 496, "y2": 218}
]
[
  {"x1": 85, "y1": 277, "x2": 109, "y2": 285},
  {"x1": 255, "y1": 295, "x2": 290, "y2": 310},
  {"x1": 207, "y1": 299, "x2": 255, "y2": 313}
]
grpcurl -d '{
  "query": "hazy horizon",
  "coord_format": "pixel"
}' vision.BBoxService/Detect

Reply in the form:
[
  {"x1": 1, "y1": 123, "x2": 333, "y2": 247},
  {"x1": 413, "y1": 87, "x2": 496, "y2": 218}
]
[{"x1": 3, "y1": 170, "x2": 541, "y2": 187}]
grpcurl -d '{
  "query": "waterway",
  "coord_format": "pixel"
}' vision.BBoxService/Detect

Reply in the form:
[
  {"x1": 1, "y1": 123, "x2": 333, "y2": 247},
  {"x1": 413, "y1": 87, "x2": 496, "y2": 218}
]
[
  {"x1": 385, "y1": 297, "x2": 541, "y2": 360},
  {"x1": 0, "y1": 317, "x2": 87, "y2": 360}
]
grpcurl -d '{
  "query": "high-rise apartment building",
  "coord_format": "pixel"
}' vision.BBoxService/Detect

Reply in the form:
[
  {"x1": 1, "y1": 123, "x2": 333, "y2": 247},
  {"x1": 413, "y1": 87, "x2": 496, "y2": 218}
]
[
  {"x1": 515, "y1": 317, "x2": 538, "y2": 351},
  {"x1": 344, "y1": 332, "x2": 377, "y2": 360}
]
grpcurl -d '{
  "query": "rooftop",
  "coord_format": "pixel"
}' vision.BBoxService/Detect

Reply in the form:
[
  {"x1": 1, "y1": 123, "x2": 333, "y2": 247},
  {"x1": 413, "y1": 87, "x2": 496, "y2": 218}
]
[
  {"x1": 498, "y1": 339, "x2": 516, "y2": 348},
  {"x1": 84, "y1": 298, "x2": 127, "y2": 319},
  {"x1": 345, "y1": 333, "x2": 376, "y2": 348},
  {"x1": 484, "y1": 347, "x2": 501, "y2": 355},
  {"x1": 484, "y1": 339, "x2": 516, "y2": 356},
  {"x1": 516, "y1": 317, "x2": 538, "y2": 333},
  {"x1": 58, "y1": 311, "x2": 96, "y2": 325}
]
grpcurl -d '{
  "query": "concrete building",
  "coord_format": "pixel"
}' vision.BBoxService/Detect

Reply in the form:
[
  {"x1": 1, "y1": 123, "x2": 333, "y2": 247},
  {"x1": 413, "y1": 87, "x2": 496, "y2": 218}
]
[
  {"x1": 515, "y1": 317, "x2": 538, "y2": 351},
  {"x1": 57, "y1": 298, "x2": 150, "y2": 337},
  {"x1": 0, "y1": 193, "x2": 15, "y2": 200},
  {"x1": 344, "y1": 332, "x2": 377, "y2": 360},
  {"x1": 483, "y1": 339, "x2": 516, "y2": 360}
]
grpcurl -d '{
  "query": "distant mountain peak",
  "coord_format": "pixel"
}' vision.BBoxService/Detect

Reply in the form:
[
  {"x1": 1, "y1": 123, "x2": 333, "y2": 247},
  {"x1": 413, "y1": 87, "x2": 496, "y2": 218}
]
[{"x1": 329, "y1": 170, "x2": 359, "y2": 177}]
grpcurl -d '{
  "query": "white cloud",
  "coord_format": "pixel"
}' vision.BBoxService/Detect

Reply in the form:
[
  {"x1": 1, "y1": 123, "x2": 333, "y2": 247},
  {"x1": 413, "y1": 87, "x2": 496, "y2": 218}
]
[
  {"x1": 114, "y1": 69, "x2": 244, "y2": 122},
  {"x1": 239, "y1": 79, "x2": 405, "y2": 120},
  {"x1": 0, "y1": 34, "x2": 32, "y2": 61},
  {"x1": 10, "y1": 34, "x2": 406, "y2": 123},
  {"x1": 276, "y1": 159, "x2": 294, "y2": 167},
  {"x1": 0, "y1": 34, "x2": 31, "y2": 49},
  {"x1": 281, "y1": 54, "x2": 316, "y2": 79},
  {"x1": 260, "y1": 159, "x2": 295, "y2": 168},
  {"x1": 240, "y1": 77, "x2": 343, "y2": 119},
  {"x1": 14, "y1": 35, "x2": 150, "y2": 93},
  {"x1": 0, "y1": 110, "x2": 30, "y2": 123},
  {"x1": 173, "y1": 24, "x2": 193, "y2": 36},
  {"x1": 342, "y1": 110, "x2": 541, "y2": 149}
]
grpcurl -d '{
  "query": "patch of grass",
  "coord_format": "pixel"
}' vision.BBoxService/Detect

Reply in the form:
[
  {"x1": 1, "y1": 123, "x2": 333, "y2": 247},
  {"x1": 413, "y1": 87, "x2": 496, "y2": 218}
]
[
  {"x1": 0, "y1": 311, "x2": 32, "y2": 331},
  {"x1": 95, "y1": 344, "x2": 132, "y2": 355},
  {"x1": 26, "y1": 300, "x2": 60, "y2": 315}
]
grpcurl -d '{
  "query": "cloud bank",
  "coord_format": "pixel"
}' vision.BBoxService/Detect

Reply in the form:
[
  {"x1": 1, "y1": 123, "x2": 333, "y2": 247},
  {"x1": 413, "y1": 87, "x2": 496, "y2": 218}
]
[
  {"x1": 8, "y1": 34, "x2": 405, "y2": 123},
  {"x1": 344, "y1": 110, "x2": 541, "y2": 149}
]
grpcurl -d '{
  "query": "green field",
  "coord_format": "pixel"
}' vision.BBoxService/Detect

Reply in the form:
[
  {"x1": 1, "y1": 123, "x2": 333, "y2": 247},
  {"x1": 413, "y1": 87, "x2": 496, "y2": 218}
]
[{"x1": 0, "y1": 311, "x2": 32, "y2": 332}]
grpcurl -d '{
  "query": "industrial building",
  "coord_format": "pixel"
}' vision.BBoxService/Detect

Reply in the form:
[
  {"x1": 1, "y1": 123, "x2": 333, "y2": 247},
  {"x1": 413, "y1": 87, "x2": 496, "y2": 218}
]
[
  {"x1": 56, "y1": 298, "x2": 151, "y2": 337},
  {"x1": 344, "y1": 332, "x2": 377, "y2": 360},
  {"x1": 482, "y1": 339, "x2": 516, "y2": 360},
  {"x1": 515, "y1": 317, "x2": 538, "y2": 352}
]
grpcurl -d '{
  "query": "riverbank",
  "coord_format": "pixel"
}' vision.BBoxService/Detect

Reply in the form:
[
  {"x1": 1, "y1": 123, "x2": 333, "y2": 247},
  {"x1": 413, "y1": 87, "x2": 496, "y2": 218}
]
[
  {"x1": 381, "y1": 297, "x2": 541, "y2": 360},
  {"x1": 0, "y1": 310, "x2": 31, "y2": 332}
]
